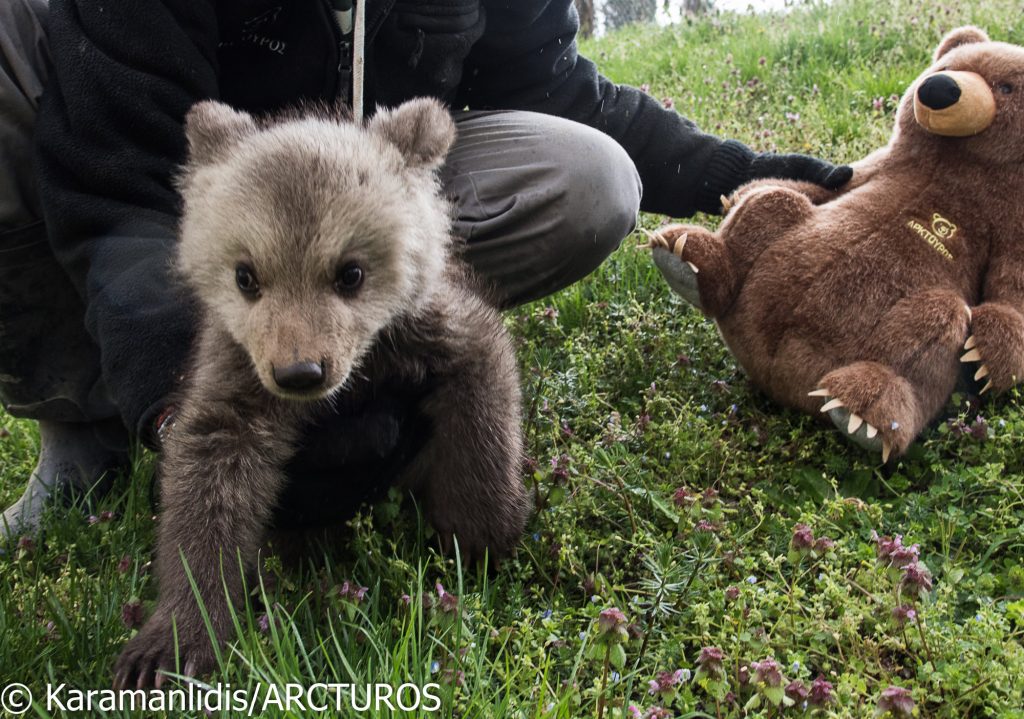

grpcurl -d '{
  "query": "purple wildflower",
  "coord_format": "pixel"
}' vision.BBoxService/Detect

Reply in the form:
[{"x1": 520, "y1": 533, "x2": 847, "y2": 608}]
[
  {"x1": 751, "y1": 658, "x2": 784, "y2": 687},
  {"x1": 785, "y1": 680, "x2": 809, "y2": 702},
  {"x1": 809, "y1": 675, "x2": 835, "y2": 706},
  {"x1": 877, "y1": 686, "x2": 915, "y2": 717}
]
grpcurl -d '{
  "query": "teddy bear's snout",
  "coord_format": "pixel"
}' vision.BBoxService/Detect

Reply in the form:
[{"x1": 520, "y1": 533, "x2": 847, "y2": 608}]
[
  {"x1": 917, "y1": 74, "x2": 961, "y2": 110},
  {"x1": 913, "y1": 70, "x2": 996, "y2": 137}
]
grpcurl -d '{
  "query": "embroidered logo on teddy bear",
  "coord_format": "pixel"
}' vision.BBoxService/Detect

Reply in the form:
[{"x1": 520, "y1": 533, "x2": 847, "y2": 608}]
[{"x1": 905, "y1": 213, "x2": 956, "y2": 261}]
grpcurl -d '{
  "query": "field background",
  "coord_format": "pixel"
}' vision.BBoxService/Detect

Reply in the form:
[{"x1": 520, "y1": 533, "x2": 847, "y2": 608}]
[{"x1": 2, "y1": 0, "x2": 1023, "y2": 716}]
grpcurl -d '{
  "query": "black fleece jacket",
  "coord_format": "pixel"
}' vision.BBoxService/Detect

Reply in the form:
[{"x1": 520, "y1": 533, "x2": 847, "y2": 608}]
[{"x1": 32, "y1": 0, "x2": 764, "y2": 437}]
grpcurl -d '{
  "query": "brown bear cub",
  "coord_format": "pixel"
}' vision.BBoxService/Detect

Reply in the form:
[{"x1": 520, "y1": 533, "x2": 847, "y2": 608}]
[
  {"x1": 114, "y1": 98, "x2": 528, "y2": 688},
  {"x1": 652, "y1": 27, "x2": 1024, "y2": 462}
]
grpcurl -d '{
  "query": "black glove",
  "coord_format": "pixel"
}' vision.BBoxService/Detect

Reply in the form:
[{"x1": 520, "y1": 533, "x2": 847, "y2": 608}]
[
  {"x1": 695, "y1": 139, "x2": 853, "y2": 215},
  {"x1": 274, "y1": 384, "x2": 433, "y2": 529}
]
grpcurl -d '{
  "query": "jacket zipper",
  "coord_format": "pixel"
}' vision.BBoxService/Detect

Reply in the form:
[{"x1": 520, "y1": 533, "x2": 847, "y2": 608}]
[{"x1": 327, "y1": 0, "x2": 354, "y2": 103}]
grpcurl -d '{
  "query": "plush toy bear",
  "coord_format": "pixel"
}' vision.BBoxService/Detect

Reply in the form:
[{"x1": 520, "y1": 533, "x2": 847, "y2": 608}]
[{"x1": 651, "y1": 27, "x2": 1024, "y2": 462}]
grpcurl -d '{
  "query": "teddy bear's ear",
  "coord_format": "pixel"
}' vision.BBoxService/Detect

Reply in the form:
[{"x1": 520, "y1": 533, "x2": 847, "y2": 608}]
[
  {"x1": 934, "y1": 26, "x2": 990, "y2": 62},
  {"x1": 368, "y1": 98, "x2": 456, "y2": 170},
  {"x1": 184, "y1": 100, "x2": 257, "y2": 164}
]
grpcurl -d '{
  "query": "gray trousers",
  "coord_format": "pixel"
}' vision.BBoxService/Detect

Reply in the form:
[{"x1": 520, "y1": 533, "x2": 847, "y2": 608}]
[{"x1": 0, "y1": 0, "x2": 641, "y2": 429}]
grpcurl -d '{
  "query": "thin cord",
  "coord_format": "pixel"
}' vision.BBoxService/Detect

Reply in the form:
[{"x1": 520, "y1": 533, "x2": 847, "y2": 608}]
[{"x1": 353, "y1": 0, "x2": 367, "y2": 123}]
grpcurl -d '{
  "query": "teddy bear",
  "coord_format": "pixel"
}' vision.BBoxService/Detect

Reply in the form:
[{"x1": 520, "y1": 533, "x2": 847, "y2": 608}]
[{"x1": 651, "y1": 26, "x2": 1024, "y2": 462}]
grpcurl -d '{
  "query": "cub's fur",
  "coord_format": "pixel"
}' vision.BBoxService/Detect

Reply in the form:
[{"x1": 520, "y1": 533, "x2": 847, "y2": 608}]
[{"x1": 114, "y1": 99, "x2": 527, "y2": 688}]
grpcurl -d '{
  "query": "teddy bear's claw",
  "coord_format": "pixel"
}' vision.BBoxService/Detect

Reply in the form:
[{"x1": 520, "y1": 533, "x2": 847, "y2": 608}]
[
  {"x1": 980, "y1": 379, "x2": 993, "y2": 395},
  {"x1": 720, "y1": 194, "x2": 733, "y2": 212},
  {"x1": 848, "y1": 413, "x2": 864, "y2": 434},
  {"x1": 686, "y1": 261, "x2": 699, "y2": 274},
  {"x1": 961, "y1": 348, "x2": 982, "y2": 363},
  {"x1": 974, "y1": 364, "x2": 989, "y2": 380},
  {"x1": 673, "y1": 233, "x2": 688, "y2": 258},
  {"x1": 964, "y1": 334, "x2": 977, "y2": 350},
  {"x1": 820, "y1": 398, "x2": 844, "y2": 412},
  {"x1": 882, "y1": 439, "x2": 893, "y2": 464},
  {"x1": 808, "y1": 388, "x2": 830, "y2": 397},
  {"x1": 865, "y1": 423, "x2": 879, "y2": 439}
]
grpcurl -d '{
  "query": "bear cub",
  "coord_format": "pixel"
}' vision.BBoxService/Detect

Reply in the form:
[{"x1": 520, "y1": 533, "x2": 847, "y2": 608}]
[{"x1": 114, "y1": 98, "x2": 528, "y2": 688}]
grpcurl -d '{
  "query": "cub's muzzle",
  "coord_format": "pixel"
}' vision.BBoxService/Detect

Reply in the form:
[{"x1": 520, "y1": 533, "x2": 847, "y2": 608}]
[
  {"x1": 272, "y1": 361, "x2": 325, "y2": 391},
  {"x1": 914, "y1": 71, "x2": 996, "y2": 136}
]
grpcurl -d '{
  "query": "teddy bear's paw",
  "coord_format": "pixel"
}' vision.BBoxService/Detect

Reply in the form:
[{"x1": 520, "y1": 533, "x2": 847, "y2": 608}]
[
  {"x1": 646, "y1": 227, "x2": 704, "y2": 310},
  {"x1": 960, "y1": 303, "x2": 1024, "y2": 395},
  {"x1": 809, "y1": 362, "x2": 921, "y2": 463}
]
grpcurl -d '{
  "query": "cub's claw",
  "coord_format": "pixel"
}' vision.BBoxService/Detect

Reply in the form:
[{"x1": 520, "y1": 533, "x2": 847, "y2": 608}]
[
  {"x1": 974, "y1": 364, "x2": 989, "y2": 380},
  {"x1": 961, "y1": 349, "x2": 982, "y2": 363},
  {"x1": 964, "y1": 335, "x2": 977, "y2": 350},
  {"x1": 819, "y1": 398, "x2": 844, "y2": 412}
]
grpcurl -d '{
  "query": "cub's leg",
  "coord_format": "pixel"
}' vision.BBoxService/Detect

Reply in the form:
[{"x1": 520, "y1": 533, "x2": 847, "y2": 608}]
[
  {"x1": 807, "y1": 290, "x2": 970, "y2": 461},
  {"x1": 400, "y1": 298, "x2": 528, "y2": 563},
  {"x1": 114, "y1": 334, "x2": 301, "y2": 689}
]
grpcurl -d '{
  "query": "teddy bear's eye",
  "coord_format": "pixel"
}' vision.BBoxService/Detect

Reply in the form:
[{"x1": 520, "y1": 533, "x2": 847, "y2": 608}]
[
  {"x1": 235, "y1": 262, "x2": 261, "y2": 298},
  {"x1": 997, "y1": 83, "x2": 1014, "y2": 95}
]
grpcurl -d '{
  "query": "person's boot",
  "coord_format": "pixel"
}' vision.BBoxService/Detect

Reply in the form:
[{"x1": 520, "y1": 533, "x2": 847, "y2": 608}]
[{"x1": 1, "y1": 419, "x2": 129, "y2": 543}]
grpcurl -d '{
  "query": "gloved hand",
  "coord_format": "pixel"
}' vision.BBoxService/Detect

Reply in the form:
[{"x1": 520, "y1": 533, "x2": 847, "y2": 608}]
[{"x1": 695, "y1": 139, "x2": 853, "y2": 215}]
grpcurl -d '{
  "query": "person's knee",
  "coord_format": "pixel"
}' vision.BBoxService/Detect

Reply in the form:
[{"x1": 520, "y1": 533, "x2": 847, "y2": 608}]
[{"x1": 553, "y1": 124, "x2": 642, "y2": 274}]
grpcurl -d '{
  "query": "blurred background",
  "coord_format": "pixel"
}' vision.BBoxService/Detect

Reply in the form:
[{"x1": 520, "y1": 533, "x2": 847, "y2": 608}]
[{"x1": 575, "y1": 0, "x2": 799, "y2": 36}]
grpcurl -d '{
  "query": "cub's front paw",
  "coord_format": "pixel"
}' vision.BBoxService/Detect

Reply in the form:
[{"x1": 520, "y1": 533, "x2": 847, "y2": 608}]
[
  {"x1": 113, "y1": 610, "x2": 218, "y2": 690},
  {"x1": 962, "y1": 303, "x2": 1024, "y2": 395},
  {"x1": 429, "y1": 497, "x2": 527, "y2": 566}
]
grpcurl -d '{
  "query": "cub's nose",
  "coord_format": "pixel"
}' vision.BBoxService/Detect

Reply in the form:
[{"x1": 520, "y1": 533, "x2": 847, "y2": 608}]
[
  {"x1": 918, "y1": 74, "x2": 961, "y2": 110},
  {"x1": 272, "y1": 361, "x2": 325, "y2": 391}
]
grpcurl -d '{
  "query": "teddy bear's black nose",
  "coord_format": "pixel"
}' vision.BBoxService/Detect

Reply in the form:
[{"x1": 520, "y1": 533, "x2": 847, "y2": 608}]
[
  {"x1": 273, "y1": 361, "x2": 325, "y2": 390},
  {"x1": 918, "y1": 74, "x2": 962, "y2": 110}
]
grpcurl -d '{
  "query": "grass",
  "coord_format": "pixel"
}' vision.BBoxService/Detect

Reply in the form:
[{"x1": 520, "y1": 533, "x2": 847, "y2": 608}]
[{"x1": 3, "y1": 0, "x2": 1024, "y2": 716}]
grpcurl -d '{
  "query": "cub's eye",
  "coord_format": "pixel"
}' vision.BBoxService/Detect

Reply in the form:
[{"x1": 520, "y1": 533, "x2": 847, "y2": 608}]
[
  {"x1": 997, "y1": 83, "x2": 1014, "y2": 95},
  {"x1": 334, "y1": 261, "x2": 365, "y2": 294},
  {"x1": 235, "y1": 263, "x2": 260, "y2": 297}
]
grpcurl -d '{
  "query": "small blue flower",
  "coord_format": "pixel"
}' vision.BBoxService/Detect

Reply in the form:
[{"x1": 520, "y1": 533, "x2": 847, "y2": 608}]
[
  {"x1": 791, "y1": 661, "x2": 801, "y2": 673},
  {"x1": 542, "y1": 609, "x2": 553, "y2": 620},
  {"x1": 611, "y1": 671, "x2": 621, "y2": 683},
  {"x1": 746, "y1": 575, "x2": 758, "y2": 584},
  {"x1": 533, "y1": 532, "x2": 541, "y2": 542},
  {"x1": 680, "y1": 668, "x2": 692, "y2": 682},
  {"x1": 430, "y1": 661, "x2": 440, "y2": 674},
  {"x1": 591, "y1": 595, "x2": 600, "y2": 603},
  {"x1": 579, "y1": 631, "x2": 587, "y2": 641}
]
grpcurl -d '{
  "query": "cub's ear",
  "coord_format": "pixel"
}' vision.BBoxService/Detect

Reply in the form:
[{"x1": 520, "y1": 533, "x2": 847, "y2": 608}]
[
  {"x1": 368, "y1": 98, "x2": 456, "y2": 170},
  {"x1": 184, "y1": 100, "x2": 257, "y2": 163},
  {"x1": 934, "y1": 26, "x2": 990, "y2": 62}
]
